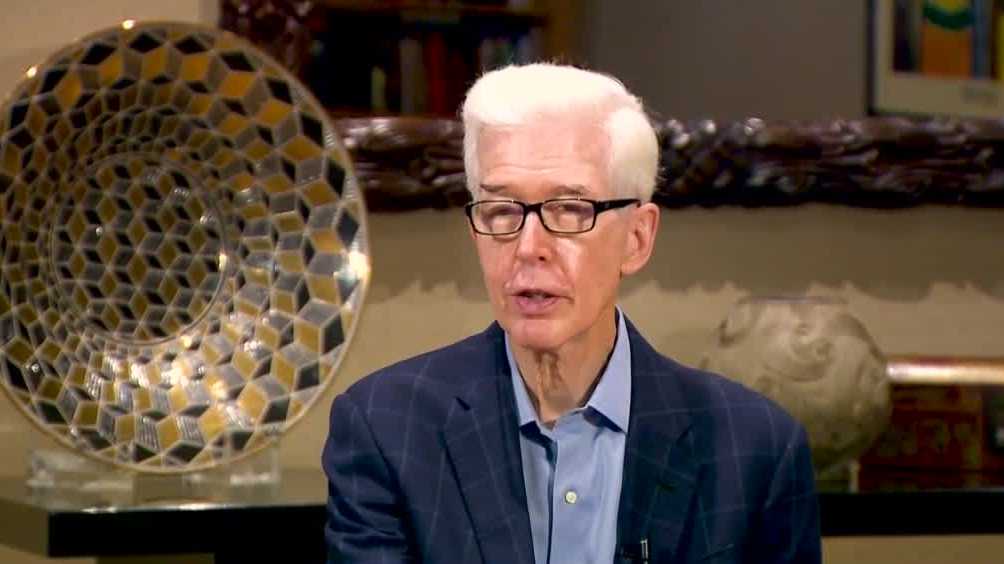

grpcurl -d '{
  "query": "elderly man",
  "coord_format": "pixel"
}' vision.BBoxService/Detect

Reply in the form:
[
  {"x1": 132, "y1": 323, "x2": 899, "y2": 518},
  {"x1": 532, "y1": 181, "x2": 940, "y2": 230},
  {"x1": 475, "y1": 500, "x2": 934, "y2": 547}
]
[{"x1": 322, "y1": 64, "x2": 821, "y2": 563}]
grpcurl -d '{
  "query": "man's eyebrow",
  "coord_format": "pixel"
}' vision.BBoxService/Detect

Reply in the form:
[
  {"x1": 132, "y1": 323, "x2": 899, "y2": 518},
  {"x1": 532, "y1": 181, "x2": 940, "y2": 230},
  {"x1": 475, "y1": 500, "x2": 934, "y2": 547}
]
[
  {"x1": 479, "y1": 183, "x2": 507, "y2": 194},
  {"x1": 555, "y1": 184, "x2": 588, "y2": 196},
  {"x1": 477, "y1": 184, "x2": 586, "y2": 195},
  {"x1": 478, "y1": 183, "x2": 590, "y2": 198}
]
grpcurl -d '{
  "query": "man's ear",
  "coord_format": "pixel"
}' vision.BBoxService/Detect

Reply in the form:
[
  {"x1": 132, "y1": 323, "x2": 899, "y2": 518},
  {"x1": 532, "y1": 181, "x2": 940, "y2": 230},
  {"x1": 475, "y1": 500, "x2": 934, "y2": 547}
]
[
  {"x1": 466, "y1": 204, "x2": 479, "y2": 242},
  {"x1": 620, "y1": 202, "x2": 659, "y2": 276}
]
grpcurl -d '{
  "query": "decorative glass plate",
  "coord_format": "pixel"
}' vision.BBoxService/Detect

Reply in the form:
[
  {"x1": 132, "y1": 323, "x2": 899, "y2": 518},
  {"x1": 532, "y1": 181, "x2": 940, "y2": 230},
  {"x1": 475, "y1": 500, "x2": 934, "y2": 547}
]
[{"x1": 0, "y1": 22, "x2": 369, "y2": 472}]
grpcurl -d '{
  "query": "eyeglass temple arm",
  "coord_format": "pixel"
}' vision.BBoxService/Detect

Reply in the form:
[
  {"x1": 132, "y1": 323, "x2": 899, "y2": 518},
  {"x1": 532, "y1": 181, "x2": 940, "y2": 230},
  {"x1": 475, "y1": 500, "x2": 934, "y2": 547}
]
[{"x1": 593, "y1": 198, "x2": 641, "y2": 212}]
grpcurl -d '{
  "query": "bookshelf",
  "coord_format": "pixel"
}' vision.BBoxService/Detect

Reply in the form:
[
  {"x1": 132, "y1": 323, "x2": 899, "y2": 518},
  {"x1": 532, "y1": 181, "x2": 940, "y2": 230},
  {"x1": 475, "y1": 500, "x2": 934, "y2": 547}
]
[{"x1": 220, "y1": 0, "x2": 582, "y2": 119}]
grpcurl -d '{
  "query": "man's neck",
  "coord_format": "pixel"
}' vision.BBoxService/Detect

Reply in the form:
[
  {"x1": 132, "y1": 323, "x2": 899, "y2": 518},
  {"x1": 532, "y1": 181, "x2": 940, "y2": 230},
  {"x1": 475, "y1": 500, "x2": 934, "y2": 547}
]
[{"x1": 511, "y1": 311, "x2": 618, "y2": 426}]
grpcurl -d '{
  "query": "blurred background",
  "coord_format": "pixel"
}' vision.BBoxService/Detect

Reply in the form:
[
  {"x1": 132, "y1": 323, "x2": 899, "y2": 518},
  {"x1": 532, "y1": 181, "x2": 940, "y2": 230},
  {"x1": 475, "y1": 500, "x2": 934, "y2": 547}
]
[{"x1": 0, "y1": 1, "x2": 1002, "y2": 562}]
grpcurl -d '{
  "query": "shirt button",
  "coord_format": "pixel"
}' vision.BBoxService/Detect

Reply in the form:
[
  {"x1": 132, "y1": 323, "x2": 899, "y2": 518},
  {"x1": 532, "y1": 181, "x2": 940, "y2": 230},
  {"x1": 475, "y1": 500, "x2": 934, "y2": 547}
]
[{"x1": 564, "y1": 490, "x2": 578, "y2": 504}]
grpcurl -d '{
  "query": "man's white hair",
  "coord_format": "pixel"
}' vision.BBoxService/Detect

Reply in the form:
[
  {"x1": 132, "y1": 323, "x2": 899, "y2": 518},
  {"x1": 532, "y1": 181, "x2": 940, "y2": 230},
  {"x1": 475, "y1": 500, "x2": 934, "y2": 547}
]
[{"x1": 461, "y1": 63, "x2": 659, "y2": 201}]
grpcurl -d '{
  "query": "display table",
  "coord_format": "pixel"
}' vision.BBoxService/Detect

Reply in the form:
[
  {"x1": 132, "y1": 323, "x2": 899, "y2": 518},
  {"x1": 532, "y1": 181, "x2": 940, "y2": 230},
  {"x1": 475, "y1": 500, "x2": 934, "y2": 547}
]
[
  {"x1": 819, "y1": 470, "x2": 1004, "y2": 537},
  {"x1": 0, "y1": 469, "x2": 328, "y2": 564},
  {"x1": 0, "y1": 469, "x2": 1001, "y2": 563}
]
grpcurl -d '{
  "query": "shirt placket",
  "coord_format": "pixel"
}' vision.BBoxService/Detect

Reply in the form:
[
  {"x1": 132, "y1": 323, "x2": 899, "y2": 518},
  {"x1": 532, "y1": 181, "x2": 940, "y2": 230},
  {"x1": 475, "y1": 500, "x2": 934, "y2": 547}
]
[{"x1": 548, "y1": 412, "x2": 595, "y2": 564}]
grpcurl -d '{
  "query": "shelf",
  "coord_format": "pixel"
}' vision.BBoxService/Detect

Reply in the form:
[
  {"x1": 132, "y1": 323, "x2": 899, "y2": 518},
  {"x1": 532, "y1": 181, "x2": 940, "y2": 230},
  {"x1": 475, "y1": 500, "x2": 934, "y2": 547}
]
[
  {"x1": 3, "y1": 468, "x2": 1004, "y2": 562},
  {"x1": 322, "y1": 115, "x2": 1004, "y2": 210},
  {"x1": 317, "y1": 1, "x2": 549, "y2": 23},
  {"x1": 220, "y1": 0, "x2": 581, "y2": 119}
]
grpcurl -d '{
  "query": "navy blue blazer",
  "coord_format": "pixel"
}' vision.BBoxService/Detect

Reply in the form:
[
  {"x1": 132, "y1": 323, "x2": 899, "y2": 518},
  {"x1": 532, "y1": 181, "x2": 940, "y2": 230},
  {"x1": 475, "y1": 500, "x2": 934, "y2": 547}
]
[{"x1": 322, "y1": 321, "x2": 821, "y2": 563}]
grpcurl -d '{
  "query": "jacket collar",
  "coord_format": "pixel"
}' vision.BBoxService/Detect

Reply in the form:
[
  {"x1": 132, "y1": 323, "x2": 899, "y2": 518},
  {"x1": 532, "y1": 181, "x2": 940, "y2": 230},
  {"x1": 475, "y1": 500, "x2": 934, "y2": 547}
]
[
  {"x1": 616, "y1": 318, "x2": 699, "y2": 562},
  {"x1": 442, "y1": 323, "x2": 535, "y2": 564},
  {"x1": 442, "y1": 320, "x2": 699, "y2": 564}
]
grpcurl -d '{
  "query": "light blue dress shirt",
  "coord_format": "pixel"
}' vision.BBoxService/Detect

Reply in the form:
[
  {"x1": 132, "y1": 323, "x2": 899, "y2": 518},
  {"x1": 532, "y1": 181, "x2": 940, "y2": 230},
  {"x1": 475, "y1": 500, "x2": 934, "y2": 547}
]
[{"x1": 505, "y1": 310, "x2": 631, "y2": 564}]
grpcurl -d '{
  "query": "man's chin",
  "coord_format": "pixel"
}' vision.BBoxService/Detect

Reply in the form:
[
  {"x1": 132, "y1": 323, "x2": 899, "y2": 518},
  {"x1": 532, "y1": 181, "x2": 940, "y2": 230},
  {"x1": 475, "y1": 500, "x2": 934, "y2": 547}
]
[{"x1": 504, "y1": 320, "x2": 567, "y2": 353}]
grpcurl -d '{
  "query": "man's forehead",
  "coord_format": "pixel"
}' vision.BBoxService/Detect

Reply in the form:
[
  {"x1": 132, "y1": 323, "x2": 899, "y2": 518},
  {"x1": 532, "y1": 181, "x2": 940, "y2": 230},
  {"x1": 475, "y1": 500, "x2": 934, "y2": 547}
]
[
  {"x1": 478, "y1": 117, "x2": 604, "y2": 140},
  {"x1": 477, "y1": 121, "x2": 609, "y2": 164}
]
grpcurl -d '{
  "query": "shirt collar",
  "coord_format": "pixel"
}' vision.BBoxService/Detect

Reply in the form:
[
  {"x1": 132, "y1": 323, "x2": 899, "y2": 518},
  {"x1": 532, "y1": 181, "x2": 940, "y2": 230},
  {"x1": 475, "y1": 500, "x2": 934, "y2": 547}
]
[{"x1": 506, "y1": 309, "x2": 632, "y2": 432}]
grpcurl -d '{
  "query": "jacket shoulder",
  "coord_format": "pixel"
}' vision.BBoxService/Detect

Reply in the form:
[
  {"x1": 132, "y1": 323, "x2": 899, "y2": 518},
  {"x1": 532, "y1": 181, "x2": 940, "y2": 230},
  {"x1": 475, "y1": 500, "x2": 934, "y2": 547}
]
[
  {"x1": 660, "y1": 356, "x2": 805, "y2": 457},
  {"x1": 339, "y1": 326, "x2": 499, "y2": 412}
]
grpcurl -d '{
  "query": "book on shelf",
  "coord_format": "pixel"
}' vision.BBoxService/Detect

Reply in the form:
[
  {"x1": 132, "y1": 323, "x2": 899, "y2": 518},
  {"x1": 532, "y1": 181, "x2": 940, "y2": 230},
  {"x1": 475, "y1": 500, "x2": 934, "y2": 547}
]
[
  {"x1": 424, "y1": 31, "x2": 449, "y2": 115},
  {"x1": 308, "y1": 7, "x2": 544, "y2": 116},
  {"x1": 399, "y1": 36, "x2": 427, "y2": 114}
]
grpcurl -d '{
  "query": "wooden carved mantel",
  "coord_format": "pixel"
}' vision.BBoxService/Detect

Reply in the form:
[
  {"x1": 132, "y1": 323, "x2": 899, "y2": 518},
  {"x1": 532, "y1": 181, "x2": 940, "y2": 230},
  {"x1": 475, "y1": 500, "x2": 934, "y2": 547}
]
[
  {"x1": 333, "y1": 115, "x2": 1004, "y2": 210},
  {"x1": 221, "y1": 0, "x2": 1004, "y2": 211}
]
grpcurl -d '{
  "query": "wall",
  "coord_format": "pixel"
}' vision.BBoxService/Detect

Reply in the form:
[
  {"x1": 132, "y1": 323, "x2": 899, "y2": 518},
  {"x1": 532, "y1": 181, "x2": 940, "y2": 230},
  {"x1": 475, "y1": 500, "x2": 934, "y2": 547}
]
[
  {"x1": 0, "y1": 1, "x2": 1002, "y2": 563},
  {"x1": 581, "y1": 0, "x2": 868, "y2": 120}
]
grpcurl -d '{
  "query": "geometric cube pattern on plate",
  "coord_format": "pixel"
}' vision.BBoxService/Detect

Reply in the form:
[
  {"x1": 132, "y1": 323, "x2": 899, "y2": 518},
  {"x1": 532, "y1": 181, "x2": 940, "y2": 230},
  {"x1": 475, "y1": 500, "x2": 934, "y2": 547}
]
[{"x1": 0, "y1": 23, "x2": 368, "y2": 471}]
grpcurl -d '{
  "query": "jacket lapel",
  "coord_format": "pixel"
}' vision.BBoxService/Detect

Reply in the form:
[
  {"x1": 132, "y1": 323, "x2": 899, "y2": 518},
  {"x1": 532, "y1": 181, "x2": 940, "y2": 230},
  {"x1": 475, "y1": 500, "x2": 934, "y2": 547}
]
[
  {"x1": 617, "y1": 321, "x2": 701, "y2": 562},
  {"x1": 442, "y1": 324, "x2": 535, "y2": 564}
]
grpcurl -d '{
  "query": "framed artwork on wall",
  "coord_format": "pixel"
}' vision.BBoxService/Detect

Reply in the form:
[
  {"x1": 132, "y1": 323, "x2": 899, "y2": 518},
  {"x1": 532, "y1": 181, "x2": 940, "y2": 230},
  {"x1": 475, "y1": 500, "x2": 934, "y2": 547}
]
[{"x1": 870, "y1": 0, "x2": 1004, "y2": 117}]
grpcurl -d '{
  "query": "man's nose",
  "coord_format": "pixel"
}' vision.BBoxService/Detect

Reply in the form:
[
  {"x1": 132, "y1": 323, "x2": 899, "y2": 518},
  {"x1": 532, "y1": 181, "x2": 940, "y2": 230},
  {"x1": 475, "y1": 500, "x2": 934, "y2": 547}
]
[{"x1": 514, "y1": 210, "x2": 554, "y2": 262}]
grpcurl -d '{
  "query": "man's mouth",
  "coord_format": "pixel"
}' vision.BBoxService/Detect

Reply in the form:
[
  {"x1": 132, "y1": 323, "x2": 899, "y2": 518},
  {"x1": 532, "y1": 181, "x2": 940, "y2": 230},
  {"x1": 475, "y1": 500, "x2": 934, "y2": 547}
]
[
  {"x1": 518, "y1": 290, "x2": 555, "y2": 299},
  {"x1": 512, "y1": 290, "x2": 561, "y2": 314}
]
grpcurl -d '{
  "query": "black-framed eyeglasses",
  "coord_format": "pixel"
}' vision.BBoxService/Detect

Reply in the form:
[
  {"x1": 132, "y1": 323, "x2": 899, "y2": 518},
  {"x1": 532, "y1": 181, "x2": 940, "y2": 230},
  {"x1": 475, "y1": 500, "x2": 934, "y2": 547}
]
[{"x1": 464, "y1": 197, "x2": 640, "y2": 235}]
